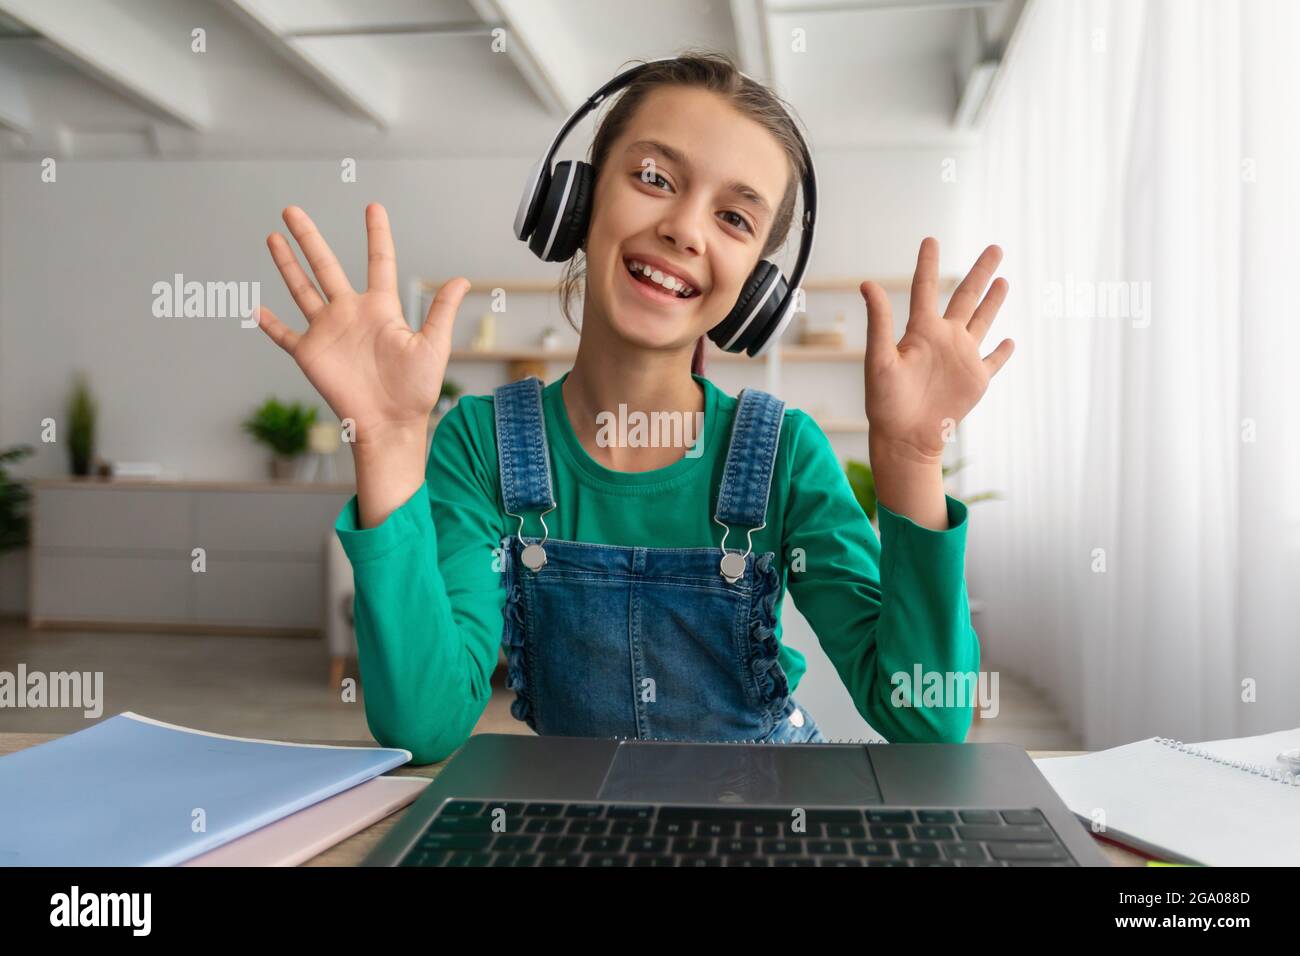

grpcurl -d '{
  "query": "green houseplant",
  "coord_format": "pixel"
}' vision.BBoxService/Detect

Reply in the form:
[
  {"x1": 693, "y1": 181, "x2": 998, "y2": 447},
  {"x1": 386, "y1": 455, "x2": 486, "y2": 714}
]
[
  {"x1": 67, "y1": 372, "x2": 97, "y2": 476},
  {"x1": 844, "y1": 456, "x2": 1002, "y2": 525},
  {"x1": 435, "y1": 377, "x2": 463, "y2": 417},
  {"x1": 242, "y1": 397, "x2": 318, "y2": 480},
  {"x1": 0, "y1": 444, "x2": 35, "y2": 553}
]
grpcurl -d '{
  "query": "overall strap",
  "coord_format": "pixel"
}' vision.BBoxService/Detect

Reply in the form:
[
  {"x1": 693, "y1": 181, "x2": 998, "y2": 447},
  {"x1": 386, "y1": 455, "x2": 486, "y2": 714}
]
[
  {"x1": 714, "y1": 388, "x2": 786, "y2": 530},
  {"x1": 493, "y1": 376, "x2": 556, "y2": 516}
]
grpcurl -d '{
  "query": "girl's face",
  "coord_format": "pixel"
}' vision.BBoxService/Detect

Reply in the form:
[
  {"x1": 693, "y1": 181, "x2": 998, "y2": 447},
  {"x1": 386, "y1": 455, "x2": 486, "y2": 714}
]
[{"x1": 583, "y1": 85, "x2": 791, "y2": 352}]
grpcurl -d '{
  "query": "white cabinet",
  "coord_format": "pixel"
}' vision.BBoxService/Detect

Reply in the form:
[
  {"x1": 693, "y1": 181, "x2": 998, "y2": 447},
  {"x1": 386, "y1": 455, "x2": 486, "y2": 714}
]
[{"x1": 29, "y1": 479, "x2": 353, "y2": 635}]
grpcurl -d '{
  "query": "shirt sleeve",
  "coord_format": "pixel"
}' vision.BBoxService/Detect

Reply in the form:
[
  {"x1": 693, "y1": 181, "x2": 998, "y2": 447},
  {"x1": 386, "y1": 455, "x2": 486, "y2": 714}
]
[
  {"x1": 333, "y1": 396, "x2": 507, "y2": 764},
  {"x1": 781, "y1": 412, "x2": 981, "y2": 743}
]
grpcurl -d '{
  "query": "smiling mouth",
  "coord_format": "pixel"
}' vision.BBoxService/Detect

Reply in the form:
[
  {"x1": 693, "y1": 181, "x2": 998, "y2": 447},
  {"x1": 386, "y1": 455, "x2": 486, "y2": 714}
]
[{"x1": 623, "y1": 257, "x2": 700, "y2": 299}]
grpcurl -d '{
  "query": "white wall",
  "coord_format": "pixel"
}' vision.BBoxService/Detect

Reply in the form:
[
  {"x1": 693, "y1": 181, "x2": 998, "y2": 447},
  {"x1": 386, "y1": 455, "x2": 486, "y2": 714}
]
[{"x1": 0, "y1": 147, "x2": 977, "y2": 481}]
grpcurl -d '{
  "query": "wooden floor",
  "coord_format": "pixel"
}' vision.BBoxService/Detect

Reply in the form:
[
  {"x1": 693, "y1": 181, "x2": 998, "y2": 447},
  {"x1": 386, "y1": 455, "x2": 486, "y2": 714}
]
[{"x1": 0, "y1": 619, "x2": 1080, "y2": 750}]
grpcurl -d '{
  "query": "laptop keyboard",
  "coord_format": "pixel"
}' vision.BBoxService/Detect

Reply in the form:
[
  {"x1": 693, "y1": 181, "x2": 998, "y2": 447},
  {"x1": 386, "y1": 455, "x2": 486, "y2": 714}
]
[{"x1": 396, "y1": 801, "x2": 1079, "y2": 866}]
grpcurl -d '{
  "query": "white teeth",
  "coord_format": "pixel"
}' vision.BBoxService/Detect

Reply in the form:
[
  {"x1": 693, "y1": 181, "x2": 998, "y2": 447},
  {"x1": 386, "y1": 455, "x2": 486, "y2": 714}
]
[{"x1": 625, "y1": 258, "x2": 695, "y2": 297}]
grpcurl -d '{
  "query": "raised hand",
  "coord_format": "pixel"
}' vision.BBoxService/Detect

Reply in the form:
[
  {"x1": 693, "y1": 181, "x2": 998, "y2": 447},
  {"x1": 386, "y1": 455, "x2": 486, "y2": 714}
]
[
  {"x1": 254, "y1": 203, "x2": 471, "y2": 447},
  {"x1": 861, "y1": 238, "x2": 1013, "y2": 465}
]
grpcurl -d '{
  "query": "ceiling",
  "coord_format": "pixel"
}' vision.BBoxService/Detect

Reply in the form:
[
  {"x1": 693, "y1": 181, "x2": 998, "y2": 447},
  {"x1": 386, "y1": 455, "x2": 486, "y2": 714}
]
[{"x1": 0, "y1": 0, "x2": 1026, "y2": 160}]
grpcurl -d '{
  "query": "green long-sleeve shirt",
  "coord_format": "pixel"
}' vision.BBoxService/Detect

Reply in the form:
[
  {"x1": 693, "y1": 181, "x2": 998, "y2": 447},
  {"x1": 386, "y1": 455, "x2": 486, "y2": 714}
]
[{"x1": 335, "y1": 371, "x2": 979, "y2": 764}]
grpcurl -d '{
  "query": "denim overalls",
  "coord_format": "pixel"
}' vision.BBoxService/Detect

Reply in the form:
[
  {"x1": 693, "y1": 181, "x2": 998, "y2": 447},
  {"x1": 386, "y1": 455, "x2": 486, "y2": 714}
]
[{"x1": 494, "y1": 376, "x2": 826, "y2": 744}]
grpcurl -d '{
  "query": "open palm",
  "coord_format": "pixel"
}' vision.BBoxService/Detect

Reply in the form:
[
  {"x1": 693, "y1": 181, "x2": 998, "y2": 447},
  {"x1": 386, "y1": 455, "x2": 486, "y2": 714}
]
[
  {"x1": 254, "y1": 203, "x2": 470, "y2": 445},
  {"x1": 861, "y1": 238, "x2": 1014, "y2": 462}
]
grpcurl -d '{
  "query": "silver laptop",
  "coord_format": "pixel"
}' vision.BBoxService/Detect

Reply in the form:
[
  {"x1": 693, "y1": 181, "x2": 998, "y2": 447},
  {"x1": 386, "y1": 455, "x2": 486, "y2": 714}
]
[{"x1": 364, "y1": 734, "x2": 1110, "y2": 867}]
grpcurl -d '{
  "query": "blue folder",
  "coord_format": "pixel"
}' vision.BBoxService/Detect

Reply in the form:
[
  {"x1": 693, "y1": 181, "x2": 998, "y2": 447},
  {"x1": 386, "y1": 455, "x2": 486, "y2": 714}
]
[{"x1": 0, "y1": 712, "x2": 412, "y2": 866}]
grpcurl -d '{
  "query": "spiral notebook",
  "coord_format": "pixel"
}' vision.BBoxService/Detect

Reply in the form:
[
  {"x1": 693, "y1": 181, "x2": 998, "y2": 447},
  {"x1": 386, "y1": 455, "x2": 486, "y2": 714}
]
[{"x1": 1034, "y1": 727, "x2": 1300, "y2": 866}]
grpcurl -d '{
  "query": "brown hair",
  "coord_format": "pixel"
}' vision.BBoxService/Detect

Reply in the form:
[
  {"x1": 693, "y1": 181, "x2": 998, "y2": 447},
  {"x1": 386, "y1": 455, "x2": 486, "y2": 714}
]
[{"x1": 557, "y1": 50, "x2": 809, "y2": 375}]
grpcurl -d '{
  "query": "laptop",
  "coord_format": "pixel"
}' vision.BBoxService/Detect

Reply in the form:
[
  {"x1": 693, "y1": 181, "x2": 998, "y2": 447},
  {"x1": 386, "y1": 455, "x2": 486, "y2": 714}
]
[{"x1": 364, "y1": 735, "x2": 1111, "y2": 867}]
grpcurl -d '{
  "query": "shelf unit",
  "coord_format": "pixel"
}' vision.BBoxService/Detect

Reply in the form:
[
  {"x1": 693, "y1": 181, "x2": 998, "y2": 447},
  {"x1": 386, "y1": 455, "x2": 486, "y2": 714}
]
[
  {"x1": 446, "y1": 343, "x2": 867, "y2": 364},
  {"x1": 443, "y1": 347, "x2": 871, "y2": 433},
  {"x1": 413, "y1": 275, "x2": 958, "y2": 296},
  {"x1": 412, "y1": 275, "x2": 959, "y2": 437}
]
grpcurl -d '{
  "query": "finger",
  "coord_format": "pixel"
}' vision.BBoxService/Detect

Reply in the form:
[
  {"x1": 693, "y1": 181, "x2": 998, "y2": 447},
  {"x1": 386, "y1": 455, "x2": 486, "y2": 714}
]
[
  {"x1": 418, "y1": 277, "x2": 472, "y2": 353},
  {"x1": 967, "y1": 277, "x2": 1009, "y2": 344},
  {"x1": 909, "y1": 236, "x2": 940, "y2": 319},
  {"x1": 860, "y1": 280, "x2": 896, "y2": 370},
  {"x1": 252, "y1": 304, "x2": 301, "y2": 355},
  {"x1": 982, "y1": 338, "x2": 1015, "y2": 377},
  {"x1": 267, "y1": 232, "x2": 326, "y2": 319},
  {"x1": 945, "y1": 244, "x2": 1003, "y2": 321},
  {"x1": 365, "y1": 203, "x2": 397, "y2": 294},
  {"x1": 282, "y1": 206, "x2": 354, "y2": 300}
]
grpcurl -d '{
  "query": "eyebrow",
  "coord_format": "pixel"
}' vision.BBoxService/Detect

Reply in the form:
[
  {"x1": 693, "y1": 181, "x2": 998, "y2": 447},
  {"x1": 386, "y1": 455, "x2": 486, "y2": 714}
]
[{"x1": 625, "y1": 138, "x2": 774, "y2": 220}]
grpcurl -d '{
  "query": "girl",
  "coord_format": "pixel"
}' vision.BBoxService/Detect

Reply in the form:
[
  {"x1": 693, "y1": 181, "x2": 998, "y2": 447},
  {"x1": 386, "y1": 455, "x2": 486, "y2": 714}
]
[{"x1": 254, "y1": 53, "x2": 1013, "y2": 765}]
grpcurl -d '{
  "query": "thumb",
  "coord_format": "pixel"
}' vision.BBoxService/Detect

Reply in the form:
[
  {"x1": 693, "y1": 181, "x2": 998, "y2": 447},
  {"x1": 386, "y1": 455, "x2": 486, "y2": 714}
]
[
  {"x1": 419, "y1": 277, "x2": 472, "y2": 355},
  {"x1": 861, "y1": 280, "x2": 895, "y2": 369}
]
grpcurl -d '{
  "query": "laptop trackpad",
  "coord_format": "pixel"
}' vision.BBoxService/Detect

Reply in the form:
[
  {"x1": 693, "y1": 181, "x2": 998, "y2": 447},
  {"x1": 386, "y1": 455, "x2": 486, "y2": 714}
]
[{"x1": 598, "y1": 742, "x2": 882, "y2": 806}]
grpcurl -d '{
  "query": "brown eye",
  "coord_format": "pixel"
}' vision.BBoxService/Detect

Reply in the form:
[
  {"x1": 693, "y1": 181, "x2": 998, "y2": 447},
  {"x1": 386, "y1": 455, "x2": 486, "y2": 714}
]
[
  {"x1": 720, "y1": 210, "x2": 753, "y2": 234},
  {"x1": 634, "y1": 171, "x2": 672, "y2": 191}
]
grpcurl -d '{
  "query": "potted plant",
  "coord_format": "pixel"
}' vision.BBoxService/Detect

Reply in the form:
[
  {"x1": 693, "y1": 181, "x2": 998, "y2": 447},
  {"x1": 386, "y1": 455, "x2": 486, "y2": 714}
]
[
  {"x1": 67, "y1": 372, "x2": 97, "y2": 476},
  {"x1": 242, "y1": 398, "x2": 318, "y2": 480},
  {"x1": 0, "y1": 444, "x2": 34, "y2": 553},
  {"x1": 435, "y1": 378, "x2": 463, "y2": 418},
  {"x1": 845, "y1": 456, "x2": 999, "y2": 617},
  {"x1": 844, "y1": 456, "x2": 1002, "y2": 530}
]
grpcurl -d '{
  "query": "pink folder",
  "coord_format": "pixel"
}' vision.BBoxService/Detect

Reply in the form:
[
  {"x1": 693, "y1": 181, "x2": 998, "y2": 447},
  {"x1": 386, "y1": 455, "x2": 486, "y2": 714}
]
[{"x1": 182, "y1": 775, "x2": 430, "y2": 866}]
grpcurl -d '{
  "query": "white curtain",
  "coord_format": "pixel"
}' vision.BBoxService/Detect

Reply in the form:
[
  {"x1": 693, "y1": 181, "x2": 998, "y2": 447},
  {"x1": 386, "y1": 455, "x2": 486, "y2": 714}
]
[{"x1": 962, "y1": 0, "x2": 1300, "y2": 749}]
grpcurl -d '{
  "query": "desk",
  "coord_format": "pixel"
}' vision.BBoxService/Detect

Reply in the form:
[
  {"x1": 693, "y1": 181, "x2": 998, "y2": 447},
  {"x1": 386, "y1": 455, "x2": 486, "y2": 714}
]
[{"x1": 0, "y1": 733, "x2": 1146, "y2": 866}]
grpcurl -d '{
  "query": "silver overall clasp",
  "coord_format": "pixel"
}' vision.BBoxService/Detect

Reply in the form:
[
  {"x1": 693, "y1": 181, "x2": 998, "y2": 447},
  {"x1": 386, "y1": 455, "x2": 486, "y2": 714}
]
[
  {"x1": 509, "y1": 504, "x2": 556, "y2": 572},
  {"x1": 714, "y1": 516, "x2": 764, "y2": 585}
]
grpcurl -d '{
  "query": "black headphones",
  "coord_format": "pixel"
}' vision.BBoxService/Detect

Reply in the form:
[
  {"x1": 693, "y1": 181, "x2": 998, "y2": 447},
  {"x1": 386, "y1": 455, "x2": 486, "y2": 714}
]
[{"x1": 512, "y1": 59, "x2": 818, "y2": 358}]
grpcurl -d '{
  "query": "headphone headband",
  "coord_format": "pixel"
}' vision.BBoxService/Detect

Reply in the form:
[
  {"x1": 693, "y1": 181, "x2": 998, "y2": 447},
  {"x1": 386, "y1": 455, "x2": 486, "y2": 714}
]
[{"x1": 513, "y1": 58, "x2": 817, "y2": 357}]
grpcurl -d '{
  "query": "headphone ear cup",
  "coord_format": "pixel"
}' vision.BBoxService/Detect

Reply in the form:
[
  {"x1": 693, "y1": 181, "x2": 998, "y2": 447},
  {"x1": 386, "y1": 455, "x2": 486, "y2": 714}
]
[
  {"x1": 527, "y1": 160, "x2": 592, "y2": 262},
  {"x1": 551, "y1": 161, "x2": 592, "y2": 262},
  {"x1": 708, "y1": 260, "x2": 787, "y2": 355},
  {"x1": 514, "y1": 157, "x2": 548, "y2": 242}
]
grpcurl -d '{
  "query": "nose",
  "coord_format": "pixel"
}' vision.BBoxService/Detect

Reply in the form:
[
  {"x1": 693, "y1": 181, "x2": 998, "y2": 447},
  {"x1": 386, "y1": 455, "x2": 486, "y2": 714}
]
[{"x1": 656, "y1": 196, "x2": 707, "y2": 257}]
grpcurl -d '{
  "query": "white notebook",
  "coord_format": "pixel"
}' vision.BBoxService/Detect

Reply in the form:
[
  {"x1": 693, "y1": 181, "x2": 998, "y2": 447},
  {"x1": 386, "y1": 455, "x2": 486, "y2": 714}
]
[{"x1": 1034, "y1": 727, "x2": 1300, "y2": 866}]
